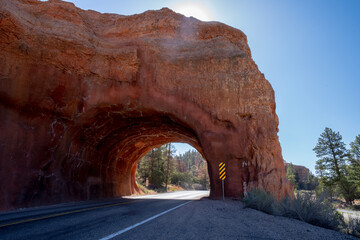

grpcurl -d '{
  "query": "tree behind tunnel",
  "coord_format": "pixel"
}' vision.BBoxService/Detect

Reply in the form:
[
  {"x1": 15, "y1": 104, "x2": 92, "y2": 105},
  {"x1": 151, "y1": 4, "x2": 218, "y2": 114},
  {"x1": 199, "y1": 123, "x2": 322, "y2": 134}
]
[
  {"x1": 136, "y1": 146, "x2": 209, "y2": 191},
  {"x1": 137, "y1": 144, "x2": 176, "y2": 189}
]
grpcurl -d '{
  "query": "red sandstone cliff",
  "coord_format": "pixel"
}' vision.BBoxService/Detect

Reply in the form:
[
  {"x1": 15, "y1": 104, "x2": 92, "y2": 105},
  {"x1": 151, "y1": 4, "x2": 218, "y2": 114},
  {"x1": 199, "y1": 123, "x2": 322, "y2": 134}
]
[{"x1": 0, "y1": 0, "x2": 292, "y2": 211}]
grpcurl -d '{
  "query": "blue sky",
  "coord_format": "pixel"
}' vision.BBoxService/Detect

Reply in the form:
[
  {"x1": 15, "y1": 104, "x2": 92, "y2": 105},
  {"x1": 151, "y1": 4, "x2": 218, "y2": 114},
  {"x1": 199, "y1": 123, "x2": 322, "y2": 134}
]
[{"x1": 65, "y1": 0, "x2": 360, "y2": 173}]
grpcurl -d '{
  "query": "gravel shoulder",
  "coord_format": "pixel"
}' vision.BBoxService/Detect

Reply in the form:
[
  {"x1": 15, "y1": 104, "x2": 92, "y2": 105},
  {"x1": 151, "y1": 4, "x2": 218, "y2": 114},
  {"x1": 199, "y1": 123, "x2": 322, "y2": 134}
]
[{"x1": 120, "y1": 197, "x2": 357, "y2": 240}]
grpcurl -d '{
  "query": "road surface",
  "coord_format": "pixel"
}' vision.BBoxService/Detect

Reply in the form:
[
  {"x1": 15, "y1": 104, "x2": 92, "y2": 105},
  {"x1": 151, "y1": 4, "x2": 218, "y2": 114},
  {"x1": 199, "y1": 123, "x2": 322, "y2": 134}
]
[
  {"x1": 0, "y1": 191, "x2": 208, "y2": 240},
  {"x1": 338, "y1": 209, "x2": 360, "y2": 220},
  {"x1": 0, "y1": 190, "x2": 356, "y2": 240}
]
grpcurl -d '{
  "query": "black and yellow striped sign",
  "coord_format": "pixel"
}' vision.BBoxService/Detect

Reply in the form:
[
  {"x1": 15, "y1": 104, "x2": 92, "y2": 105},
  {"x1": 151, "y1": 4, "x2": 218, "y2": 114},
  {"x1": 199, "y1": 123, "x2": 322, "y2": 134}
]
[{"x1": 219, "y1": 162, "x2": 226, "y2": 180}]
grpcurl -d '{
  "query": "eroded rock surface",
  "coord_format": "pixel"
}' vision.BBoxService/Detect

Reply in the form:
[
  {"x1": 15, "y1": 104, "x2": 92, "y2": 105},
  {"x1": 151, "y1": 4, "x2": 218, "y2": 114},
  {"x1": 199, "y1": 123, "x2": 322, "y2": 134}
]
[{"x1": 0, "y1": 0, "x2": 292, "y2": 211}]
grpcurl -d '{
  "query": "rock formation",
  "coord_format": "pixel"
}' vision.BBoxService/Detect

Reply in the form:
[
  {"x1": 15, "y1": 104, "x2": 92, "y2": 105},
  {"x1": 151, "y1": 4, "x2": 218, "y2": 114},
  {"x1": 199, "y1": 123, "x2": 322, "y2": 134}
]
[
  {"x1": 0, "y1": 0, "x2": 292, "y2": 211},
  {"x1": 285, "y1": 163, "x2": 310, "y2": 188}
]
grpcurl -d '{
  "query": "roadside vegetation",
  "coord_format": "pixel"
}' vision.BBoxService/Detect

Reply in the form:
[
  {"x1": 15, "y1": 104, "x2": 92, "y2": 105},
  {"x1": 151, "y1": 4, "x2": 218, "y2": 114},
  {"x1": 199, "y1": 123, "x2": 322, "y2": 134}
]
[
  {"x1": 243, "y1": 189, "x2": 360, "y2": 237},
  {"x1": 313, "y1": 129, "x2": 360, "y2": 205},
  {"x1": 244, "y1": 129, "x2": 360, "y2": 237},
  {"x1": 136, "y1": 144, "x2": 210, "y2": 193},
  {"x1": 348, "y1": 217, "x2": 360, "y2": 237},
  {"x1": 287, "y1": 129, "x2": 360, "y2": 208}
]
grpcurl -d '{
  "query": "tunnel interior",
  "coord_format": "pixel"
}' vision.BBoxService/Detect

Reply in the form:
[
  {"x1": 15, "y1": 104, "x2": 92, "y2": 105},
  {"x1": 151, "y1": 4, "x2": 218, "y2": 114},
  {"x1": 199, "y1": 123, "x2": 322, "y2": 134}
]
[{"x1": 52, "y1": 106, "x2": 210, "y2": 201}]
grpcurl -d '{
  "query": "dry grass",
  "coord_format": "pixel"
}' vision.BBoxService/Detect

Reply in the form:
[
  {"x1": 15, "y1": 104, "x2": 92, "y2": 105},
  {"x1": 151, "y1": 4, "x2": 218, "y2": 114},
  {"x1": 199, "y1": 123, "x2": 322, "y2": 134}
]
[
  {"x1": 166, "y1": 184, "x2": 184, "y2": 192},
  {"x1": 243, "y1": 189, "x2": 354, "y2": 234},
  {"x1": 136, "y1": 183, "x2": 156, "y2": 195},
  {"x1": 286, "y1": 191, "x2": 345, "y2": 230}
]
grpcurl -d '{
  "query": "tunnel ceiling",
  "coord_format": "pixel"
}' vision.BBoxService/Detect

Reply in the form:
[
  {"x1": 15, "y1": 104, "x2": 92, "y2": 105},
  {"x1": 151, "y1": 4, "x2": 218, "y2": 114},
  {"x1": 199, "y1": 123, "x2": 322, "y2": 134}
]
[{"x1": 0, "y1": 0, "x2": 292, "y2": 211}]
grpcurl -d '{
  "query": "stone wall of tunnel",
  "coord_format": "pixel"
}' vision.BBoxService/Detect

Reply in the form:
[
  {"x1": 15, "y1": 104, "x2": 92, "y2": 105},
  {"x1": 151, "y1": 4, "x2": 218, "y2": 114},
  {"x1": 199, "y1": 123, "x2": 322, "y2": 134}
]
[{"x1": 0, "y1": 0, "x2": 293, "y2": 211}]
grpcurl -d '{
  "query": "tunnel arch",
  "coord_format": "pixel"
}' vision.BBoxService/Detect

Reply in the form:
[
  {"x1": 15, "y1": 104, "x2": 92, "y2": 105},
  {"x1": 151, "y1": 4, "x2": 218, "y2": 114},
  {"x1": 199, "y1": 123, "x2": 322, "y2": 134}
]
[{"x1": 52, "y1": 106, "x2": 214, "y2": 201}]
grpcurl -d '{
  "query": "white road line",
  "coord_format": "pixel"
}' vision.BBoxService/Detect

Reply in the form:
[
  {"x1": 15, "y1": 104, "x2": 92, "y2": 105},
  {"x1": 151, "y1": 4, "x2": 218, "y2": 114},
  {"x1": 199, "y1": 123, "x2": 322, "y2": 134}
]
[{"x1": 99, "y1": 201, "x2": 192, "y2": 240}]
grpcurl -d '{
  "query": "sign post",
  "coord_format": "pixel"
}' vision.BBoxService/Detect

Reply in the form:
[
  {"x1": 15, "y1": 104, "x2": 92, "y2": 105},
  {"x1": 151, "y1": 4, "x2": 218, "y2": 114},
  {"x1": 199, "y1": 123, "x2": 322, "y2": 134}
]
[{"x1": 219, "y1": 162, "x2": 226, "y2": 201}]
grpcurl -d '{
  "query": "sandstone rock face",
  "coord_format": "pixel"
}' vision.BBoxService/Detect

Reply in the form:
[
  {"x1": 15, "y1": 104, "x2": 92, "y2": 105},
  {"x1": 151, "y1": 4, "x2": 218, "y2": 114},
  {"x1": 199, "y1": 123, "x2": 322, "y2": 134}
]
[{"x1": 0, "y1": 0, "x2": 292, "y2": 211}]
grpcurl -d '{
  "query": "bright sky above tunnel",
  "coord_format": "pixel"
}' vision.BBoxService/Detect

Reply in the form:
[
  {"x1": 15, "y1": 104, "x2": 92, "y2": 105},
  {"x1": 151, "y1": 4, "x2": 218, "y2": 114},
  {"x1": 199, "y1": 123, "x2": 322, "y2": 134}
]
[{"x1": 65, "y1": 0, "x2": 360, "y2": 173}]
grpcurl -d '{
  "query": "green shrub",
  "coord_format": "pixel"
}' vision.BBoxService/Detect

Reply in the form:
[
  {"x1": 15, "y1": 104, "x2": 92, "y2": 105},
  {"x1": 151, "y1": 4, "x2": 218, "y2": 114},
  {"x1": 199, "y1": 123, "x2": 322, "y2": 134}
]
[
  {"x1": 149, "y1": 170, "x2": 165, "y2": 189},
  {"x1": 243, "y1": 189, "x2": 283, "y2": 216},
  {"x1": 170, "y1": 172, "x2": 193, "y2": 188},
  {"x1": 192, "y1": 183, "x2": 205, "y2": 190},
  {"x1": 347, "y1": 217, "x2": 360, "y2": 237}
]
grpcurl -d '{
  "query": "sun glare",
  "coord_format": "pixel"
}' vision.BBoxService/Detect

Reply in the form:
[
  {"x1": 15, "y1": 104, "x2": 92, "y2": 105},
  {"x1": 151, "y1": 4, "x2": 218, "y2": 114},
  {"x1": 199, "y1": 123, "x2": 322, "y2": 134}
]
[{"x1": 173, "y1": 3, "x2": 211, "y2": 21}]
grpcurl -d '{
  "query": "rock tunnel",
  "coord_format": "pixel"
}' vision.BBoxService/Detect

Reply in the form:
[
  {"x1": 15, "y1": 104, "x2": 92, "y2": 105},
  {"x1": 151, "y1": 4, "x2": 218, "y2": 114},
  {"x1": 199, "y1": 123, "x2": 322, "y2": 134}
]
[
  {"x1": 55, "y1": 108, "x2": 206, "y2": 200},
  {"x1": 0, "y1": 0, "x2": 292, "y2": 211}
]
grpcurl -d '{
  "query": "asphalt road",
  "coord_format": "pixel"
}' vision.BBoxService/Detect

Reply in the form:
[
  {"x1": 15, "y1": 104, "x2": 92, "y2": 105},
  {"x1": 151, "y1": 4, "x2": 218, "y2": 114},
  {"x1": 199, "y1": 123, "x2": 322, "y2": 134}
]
[
  {"x1": 0, "y1": 191, "x2": 209, "y2": 240},
  {"x1": 0, "y1": 191, "x2": 356, "y2": 240},
  {"x1": 338, "y1": 209, "x2": 360, "y2": 220}
]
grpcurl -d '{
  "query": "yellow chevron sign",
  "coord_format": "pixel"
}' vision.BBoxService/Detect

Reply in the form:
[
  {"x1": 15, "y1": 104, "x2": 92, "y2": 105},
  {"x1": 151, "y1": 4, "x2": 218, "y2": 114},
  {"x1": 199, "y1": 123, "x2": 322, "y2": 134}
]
[{"x1": 219, "y1": 162, "x2": 226, "y2": 180}]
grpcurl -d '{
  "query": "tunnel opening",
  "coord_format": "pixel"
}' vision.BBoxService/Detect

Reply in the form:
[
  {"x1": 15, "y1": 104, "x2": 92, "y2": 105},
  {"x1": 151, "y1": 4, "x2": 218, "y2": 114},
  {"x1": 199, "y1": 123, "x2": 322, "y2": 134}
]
[
  {"x1": 51, "y1": 106, "x2": 214, "y2": 203},
  {"x1": 135, "y1": 143, "x2": 210, "y2": 194}
]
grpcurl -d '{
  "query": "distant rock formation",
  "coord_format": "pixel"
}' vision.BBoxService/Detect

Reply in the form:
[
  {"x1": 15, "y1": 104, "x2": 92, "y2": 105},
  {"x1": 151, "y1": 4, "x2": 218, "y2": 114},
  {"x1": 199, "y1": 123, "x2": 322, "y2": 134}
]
[
  {"x1": 285, "y1": 163, "x2": 310, "y2": 187},
  {"x1": 0, "y1": 0, "x2": 292, "y2": 211}
]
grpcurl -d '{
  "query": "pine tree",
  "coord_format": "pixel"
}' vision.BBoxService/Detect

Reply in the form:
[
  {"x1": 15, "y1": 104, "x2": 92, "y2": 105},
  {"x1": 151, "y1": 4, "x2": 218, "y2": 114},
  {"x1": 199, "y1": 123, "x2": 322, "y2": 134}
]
[
  {"x1": 137, "y1": 146, "x2": 166, "y2": 189},
  {"x1": 286, "y1": 163, "x2": 298, "y2": 189},
  {"x1": 349, "y1": 134, "x2": 360, "y2": 194},
  {"x1": 164, "y1": 143, "x2": 176, "y2": 191},
  {"x1": 149, "y1": 146, "x2": 166, "y2": 188},
  {"x1": 314, "y1": 128, "x2": 348, "y2": 182},
  {"x1": 313, "y1": 127, "x2": 355, "y2": 203},
  {"x1": 350, "y1": 135, "x2": 360, "y2": 161}
]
